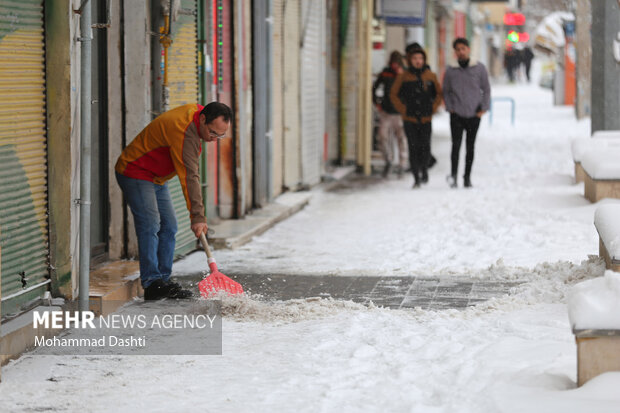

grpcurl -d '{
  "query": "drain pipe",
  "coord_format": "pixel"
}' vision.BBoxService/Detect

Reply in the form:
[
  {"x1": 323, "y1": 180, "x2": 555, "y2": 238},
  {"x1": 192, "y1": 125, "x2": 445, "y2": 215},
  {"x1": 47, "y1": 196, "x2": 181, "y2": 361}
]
[{"x1": 78, "y1": 0, "x2": 92, "y2": 313}]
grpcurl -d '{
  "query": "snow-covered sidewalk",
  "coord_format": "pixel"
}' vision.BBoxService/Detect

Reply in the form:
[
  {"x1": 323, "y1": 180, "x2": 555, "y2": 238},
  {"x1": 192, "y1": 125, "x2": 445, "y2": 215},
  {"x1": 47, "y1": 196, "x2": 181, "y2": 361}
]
[
  {"x1": 175, "y1": 81, "x2": 599, "y2": 277},
  {"x1": 2, "y1": 82, "x2": 620, "y2": 412}
]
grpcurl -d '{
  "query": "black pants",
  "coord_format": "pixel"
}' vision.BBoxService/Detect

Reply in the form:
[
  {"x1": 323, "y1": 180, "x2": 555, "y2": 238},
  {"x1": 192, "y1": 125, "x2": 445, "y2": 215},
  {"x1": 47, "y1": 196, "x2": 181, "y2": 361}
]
[
  {"x1": 525, "y1": 62, "x2": 532, "y2": 82},
  {"x1": 450, "y1": 113, "x2": 480, "y2": 179},
  {"x1": 404, "y1": 121, "x2": 432, "y2": 182}
]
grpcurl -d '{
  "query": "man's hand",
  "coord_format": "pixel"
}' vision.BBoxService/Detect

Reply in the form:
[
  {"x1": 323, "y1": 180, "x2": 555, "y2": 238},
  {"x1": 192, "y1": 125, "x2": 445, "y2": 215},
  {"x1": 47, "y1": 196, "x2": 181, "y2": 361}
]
[
  {"x1": 191, "y1": 222, "x2": 208, "y2": 238},
  {"x1": 476, "y1": 110, "x2": 486, "y2": 118}
]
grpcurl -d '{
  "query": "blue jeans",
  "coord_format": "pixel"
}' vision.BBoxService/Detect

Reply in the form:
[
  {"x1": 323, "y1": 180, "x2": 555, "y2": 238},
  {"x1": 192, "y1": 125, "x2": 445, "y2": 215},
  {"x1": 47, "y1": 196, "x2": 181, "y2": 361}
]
[{"x1": 115, "y1": 172, "x2": 177, "y2": 288}]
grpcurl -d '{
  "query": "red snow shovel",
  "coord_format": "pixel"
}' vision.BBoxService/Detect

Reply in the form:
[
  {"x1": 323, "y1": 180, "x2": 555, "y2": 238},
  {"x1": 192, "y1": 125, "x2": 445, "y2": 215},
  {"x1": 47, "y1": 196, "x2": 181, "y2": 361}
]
[{"x1": 198, "y1": 233, "x2": 244, "y2": 297}]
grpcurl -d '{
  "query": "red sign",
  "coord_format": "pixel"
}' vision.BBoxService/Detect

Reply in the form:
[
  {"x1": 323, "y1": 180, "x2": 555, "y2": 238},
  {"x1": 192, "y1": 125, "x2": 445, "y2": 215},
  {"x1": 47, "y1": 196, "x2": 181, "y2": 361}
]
[{"x1": 503, "y1": 13, "x2": 526, "y2": 26}]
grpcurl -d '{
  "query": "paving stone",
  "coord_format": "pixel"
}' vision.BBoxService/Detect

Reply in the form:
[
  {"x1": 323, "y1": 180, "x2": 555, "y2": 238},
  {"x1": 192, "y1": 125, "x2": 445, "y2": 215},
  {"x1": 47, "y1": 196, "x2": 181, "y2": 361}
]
[{"x1": 179, "y1": 274, "x2": 523, "y2": 311}]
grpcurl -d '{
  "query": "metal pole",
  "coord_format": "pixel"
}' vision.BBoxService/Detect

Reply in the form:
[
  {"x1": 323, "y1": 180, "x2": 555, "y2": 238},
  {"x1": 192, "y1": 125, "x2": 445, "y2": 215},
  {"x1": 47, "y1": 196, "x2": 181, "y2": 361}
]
[
  {"x1": 79, "y1": 0, "x2": 92, "y2": 313},
  {"x1": 151, "y1": 0, "x2": 163, "y2": 116}
]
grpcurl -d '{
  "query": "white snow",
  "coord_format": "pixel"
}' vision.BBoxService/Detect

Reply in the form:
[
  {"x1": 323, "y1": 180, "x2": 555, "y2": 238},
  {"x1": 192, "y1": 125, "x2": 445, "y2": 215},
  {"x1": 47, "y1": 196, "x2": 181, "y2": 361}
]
[
  {"x1": 535, "y1": 12, "x2": 574, "y2": 50},
  {"x1": 592, "y1": 130, "x2": 620, "y2": 139},
  {"x1": 581, "y1": 148, "x2": 620, "y2": 180},
  {"x1": 3, "y1": 71, "x2": 620, "y2": 412},
  {"x1": 594, "y1": 203, "x2": 620, "y2": 260},
  {"x1": 568, "y1": 270, "x2": 620, "y2": 330}
]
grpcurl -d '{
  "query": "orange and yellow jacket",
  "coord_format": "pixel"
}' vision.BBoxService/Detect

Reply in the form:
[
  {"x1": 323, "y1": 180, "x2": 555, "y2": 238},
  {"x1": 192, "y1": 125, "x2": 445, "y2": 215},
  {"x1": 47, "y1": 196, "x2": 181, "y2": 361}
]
[{"x1": 115, "y1": 104, "x2": 207, "y2": 224}]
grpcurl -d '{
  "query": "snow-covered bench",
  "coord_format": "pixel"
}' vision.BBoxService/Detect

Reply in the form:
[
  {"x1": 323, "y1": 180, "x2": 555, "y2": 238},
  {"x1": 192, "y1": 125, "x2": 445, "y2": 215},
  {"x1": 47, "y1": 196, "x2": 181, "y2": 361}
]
[
  {"x1": 594, "y1": 204, "x2": 620, "y2": 272},
  {"x1": 568, "y1": 271, "x2": 620, "y2": 386},
  {"x1": 581, "y1": 148, "x2": 620, "y2": 202},
  {"x1": 571, "y1": 132, "x2": 620, "y2": 183}
]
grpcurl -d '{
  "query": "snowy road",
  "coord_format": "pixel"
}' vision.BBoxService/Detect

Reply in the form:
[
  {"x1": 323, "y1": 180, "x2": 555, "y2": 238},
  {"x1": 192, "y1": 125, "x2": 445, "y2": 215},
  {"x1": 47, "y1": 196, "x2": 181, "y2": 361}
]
[{"x1": 2, "y1": 83, "x2": 620, "y2": 412}]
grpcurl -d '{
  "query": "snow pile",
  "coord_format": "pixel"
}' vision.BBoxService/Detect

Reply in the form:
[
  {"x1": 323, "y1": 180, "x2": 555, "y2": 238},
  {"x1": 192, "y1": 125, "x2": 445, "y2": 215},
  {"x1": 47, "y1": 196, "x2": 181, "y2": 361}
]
[
  {"x1": 581, "y1": 148, "x2": 620, "y2": 180},
  {"x1": 534, "y1": 12, "x2": 574, "y2": 51},
  {"x1": 474, "y1": 256, "x2": 604, "y2": 307},
  {"x1": 572, "y1": 137, "x2": 620, "y2": 162},
  {"x1": 571, "y1": 137, "x2": 591, "y2": 162},
  {"x1": 568, "y1": 270, "x2": 620, "y2": 330},
  {"x1": 206, "y1": 291, "x2": 376, "y2": 323},
  {"x1": 594, "y1": 204, "x2": 620, "y2": 259}
]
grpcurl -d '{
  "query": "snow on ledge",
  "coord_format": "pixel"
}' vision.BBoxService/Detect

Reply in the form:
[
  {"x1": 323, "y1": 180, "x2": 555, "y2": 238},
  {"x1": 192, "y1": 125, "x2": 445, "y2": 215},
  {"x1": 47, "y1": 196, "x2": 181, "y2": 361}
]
[
  {"x1": 594, "y1": 204, "x2": 620, "y2": 261},
  {"x1": 592, "y1": 130, "x2": 620, "y2": 139},
  {"x1": 581, "y1": 148, "x2": 620, "y2": 179},
  {"x1": 568, "y1": 270, "x2": 620, "y2": 330},
  {"x1": 572, "y1": 137, "x2": 620, "y2": 162}
]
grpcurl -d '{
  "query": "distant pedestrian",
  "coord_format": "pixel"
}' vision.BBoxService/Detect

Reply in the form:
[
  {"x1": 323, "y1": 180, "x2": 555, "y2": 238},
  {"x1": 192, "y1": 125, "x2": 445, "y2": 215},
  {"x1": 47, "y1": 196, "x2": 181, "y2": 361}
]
[
  {"x1": 504, "y1": 48, "x2": 518, "y2": 83},
  {"x1": 521, "y1": 46, "x2": 534, "y2": 82},
  {"x1": 405, "y1": 42, "x2": 438, "y2": 170},
  {"x1": 443, "y1": 37, "x2": 491, "y2": 188},
  {"x1": 390, "y1": 46, "x2": 442, "y2": 188},
  {"x1": 372, "y1": 51, "x2": 408, "y2": 177}
]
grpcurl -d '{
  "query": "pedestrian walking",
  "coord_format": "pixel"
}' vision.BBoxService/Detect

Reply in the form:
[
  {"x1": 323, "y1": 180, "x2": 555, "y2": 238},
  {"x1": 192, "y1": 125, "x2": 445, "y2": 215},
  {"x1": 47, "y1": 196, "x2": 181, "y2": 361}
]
[
  {"x1": 115, "y1": 102, "x2": 232, "y2": 300},
  {"x1": 504, "y1": 47, "x2": 518, "y2": 83},
  {"x1": 390, "y1": 46, "x2": 442, "y2": 188},
  {"x1": 405, "y1": 42, "x2": 438, "y2": 169},
  {"x1": 521, "y1": 46, "x2": 534, "y2": 82},
  {"x1": 443, "y1": 37, "x2": 491, "y2": 188},
  {"x1": 372, "y1": 51, "x2": 408, "y2": 177}
]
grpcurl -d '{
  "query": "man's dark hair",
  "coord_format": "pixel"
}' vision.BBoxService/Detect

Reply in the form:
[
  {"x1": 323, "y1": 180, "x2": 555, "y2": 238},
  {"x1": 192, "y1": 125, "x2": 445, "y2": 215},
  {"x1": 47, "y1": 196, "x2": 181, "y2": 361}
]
[
  {"x1": 452, "y1": 37, "x2": 469, "y2": 49},
  {"x1": 201, "y1": 102, "x2": 232, "y2": 124}
]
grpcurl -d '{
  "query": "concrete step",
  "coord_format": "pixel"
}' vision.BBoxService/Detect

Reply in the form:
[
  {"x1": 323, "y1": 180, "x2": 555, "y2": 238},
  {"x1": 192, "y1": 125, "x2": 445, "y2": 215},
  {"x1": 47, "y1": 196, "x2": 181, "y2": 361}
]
[{"x1": 89, "y1": 260, "x2": 141, "y2": 316}]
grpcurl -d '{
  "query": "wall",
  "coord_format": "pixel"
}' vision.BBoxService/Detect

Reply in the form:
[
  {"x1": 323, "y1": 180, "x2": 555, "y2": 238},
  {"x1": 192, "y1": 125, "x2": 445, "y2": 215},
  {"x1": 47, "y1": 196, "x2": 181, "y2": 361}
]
[
  {"x1": 45, "y1": 0, "x2": 78, "y2": 297},
  {"x1": 575, "y1": 0, "x2": 591, "y2": 119},
  {"x1": 107, "y1": 0, "x2": 123, "y2": 260},
  {"x1": 122, "y1": 1, "x2": 151, "y2": 255}
]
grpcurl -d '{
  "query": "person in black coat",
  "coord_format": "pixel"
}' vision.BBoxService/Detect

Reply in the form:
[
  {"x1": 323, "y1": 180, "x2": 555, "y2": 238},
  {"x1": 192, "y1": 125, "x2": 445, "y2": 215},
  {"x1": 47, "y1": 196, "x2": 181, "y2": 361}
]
[{"x1": 405, "y1": 42, "x2": 438, "y2": 170}]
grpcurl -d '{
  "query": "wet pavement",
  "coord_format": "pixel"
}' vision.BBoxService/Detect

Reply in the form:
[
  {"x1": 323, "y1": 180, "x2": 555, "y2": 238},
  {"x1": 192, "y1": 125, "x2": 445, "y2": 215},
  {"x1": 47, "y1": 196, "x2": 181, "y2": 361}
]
[{"x1": 180, "y1": 273, "x2": 523, "y2": 310}]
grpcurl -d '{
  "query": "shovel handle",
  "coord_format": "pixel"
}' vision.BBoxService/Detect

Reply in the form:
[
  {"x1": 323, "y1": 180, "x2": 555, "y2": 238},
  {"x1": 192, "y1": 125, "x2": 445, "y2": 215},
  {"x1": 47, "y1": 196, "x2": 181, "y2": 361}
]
[{"x1": 199, "y1": 233, "x2": 214, "y2": 260}]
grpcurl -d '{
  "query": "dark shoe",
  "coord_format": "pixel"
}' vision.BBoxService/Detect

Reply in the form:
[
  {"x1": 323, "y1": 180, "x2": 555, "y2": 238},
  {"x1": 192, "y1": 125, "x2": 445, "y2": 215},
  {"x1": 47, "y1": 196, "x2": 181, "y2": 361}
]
[
  {"x1": 382, "y1": 161, "x2": 391, "y2": 178},
  {"x1": 144, "y1": 279, "x2": 170, "y2": 300},
  {"x1": 464, "y1": 176, "x2": 473, "y2": 188},
  {"x1": 144, "y1": 279, "x2": 193, "y2": 300},
  {"x1": 446, "y1": 175, "x2": 457, "y2": 188},
  {"x1": 412, "y1": 182, "x2": 421, "y2": 189},
  {"x1": 421, "y1": 171, "x2": 429, "y2": 184},
  {"x1": 428, "y1": 155, "x2": 437, "y2": 169}
]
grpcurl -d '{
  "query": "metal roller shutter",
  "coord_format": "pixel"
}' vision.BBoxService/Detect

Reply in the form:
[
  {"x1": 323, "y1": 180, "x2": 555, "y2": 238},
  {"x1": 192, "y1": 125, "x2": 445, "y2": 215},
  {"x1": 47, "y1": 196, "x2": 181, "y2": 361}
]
[
  {"x1": 271, "y1": 0, "x2": 283, "y2": 197},
  {"x1": 167, "y1": 0, "x2": 200, "y2": 258},
  {"x1": 282, "y1": 0, "x2": 301, "y2": 189},
  {"x1": 0, "y1": 0, "x2": 49, "y2": 317},
  {"x1": 342, "y1": 3, "x2": 358, "y2": 161},
  {"x1": 300, "y1": 0, "x2": 325, "y2": 186}
]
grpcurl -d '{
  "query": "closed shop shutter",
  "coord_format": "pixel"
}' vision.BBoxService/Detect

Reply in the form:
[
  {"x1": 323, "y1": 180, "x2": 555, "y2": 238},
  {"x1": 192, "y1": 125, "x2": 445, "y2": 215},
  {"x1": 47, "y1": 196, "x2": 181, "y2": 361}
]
[
  {"x1": 167, "y1": 0, "x2": 199, "y2": 258},
  {"x1": 0, "y1": 0, "x2": 49, "y2": 316},
  {"x1": 300, "y1": 0, "x2": 325, "y2": 186},
  {"x1": 252, "y1": 0, "x2": 270, "y2": 207},
  {"x1": 282, "y1": 0, "x2": 301, "y2": 189},
  {"x1": 342, "y1": 3, "x2": 358, "y2": 161}
]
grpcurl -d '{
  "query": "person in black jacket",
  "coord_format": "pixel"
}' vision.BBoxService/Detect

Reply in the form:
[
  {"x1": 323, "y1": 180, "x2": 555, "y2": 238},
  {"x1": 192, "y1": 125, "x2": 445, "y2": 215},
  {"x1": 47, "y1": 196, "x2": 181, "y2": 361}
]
[
  {"x1": 390, "y1": 47, "x2": 442, "y2": 188},
  {"x1": 373, "y1": 51, "x2": 408, "y2": 177},
  {"x1": 405, "y1": 42, "x2": 438, "y2": 170}
]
